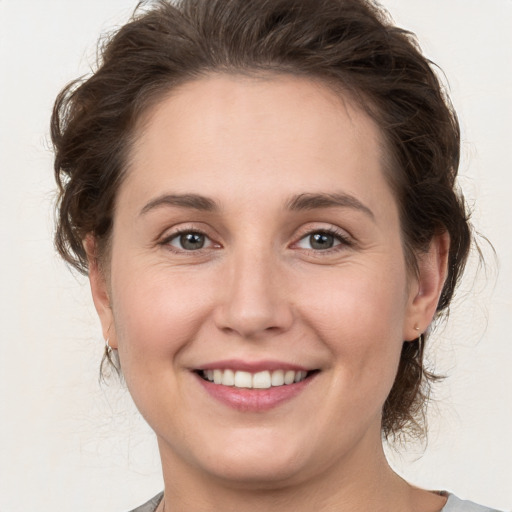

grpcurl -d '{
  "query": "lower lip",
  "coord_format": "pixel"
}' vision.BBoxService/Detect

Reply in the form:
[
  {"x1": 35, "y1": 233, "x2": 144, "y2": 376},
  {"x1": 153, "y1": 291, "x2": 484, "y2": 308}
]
[{"x1": 195, "y1": 373, "x2": 316, "y2": 412}]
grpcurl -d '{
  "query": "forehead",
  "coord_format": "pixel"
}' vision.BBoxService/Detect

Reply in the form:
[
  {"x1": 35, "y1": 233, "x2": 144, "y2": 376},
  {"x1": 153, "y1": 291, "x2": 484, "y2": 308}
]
[
  {"x1": 134, "y1": 73, "x2": 383, "y2": 156},
  {"x1": 124, "y1": 73, "x2": 393, "y2": 215}
]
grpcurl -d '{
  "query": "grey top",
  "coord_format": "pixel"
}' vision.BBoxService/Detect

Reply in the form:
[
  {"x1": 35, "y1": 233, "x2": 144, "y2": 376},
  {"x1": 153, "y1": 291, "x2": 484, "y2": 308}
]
[
  {"x1": 127, "y1": 492, "x2": 502, "y2": 512},
  {"x1": 442, "y1": 494, "x2": 503, "y2": 512},
  {"x1": 128, "y1": 492, "x2": 163, "y2": 512}
]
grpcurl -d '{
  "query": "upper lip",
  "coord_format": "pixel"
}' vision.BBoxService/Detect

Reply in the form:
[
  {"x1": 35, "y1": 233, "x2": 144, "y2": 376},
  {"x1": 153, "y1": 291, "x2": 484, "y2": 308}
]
[{"x1": 196, "y1": 359, "x2": 312, "y2": 373}]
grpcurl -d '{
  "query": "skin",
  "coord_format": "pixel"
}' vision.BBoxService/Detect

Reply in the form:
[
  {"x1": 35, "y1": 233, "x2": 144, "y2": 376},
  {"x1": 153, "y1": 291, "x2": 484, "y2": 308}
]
[{"x1": 87, "y1": 74, "x2": 449, "y2": 512}]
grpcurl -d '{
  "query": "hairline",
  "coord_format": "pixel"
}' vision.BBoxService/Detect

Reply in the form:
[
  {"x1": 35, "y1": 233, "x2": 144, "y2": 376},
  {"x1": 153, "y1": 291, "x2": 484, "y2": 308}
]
[{"x1": 95, "y1": 69, "x2": 421, "y2": 283}]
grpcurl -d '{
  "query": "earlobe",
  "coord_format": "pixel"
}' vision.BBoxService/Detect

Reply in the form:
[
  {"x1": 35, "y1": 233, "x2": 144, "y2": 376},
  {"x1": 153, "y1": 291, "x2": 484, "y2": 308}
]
[
  {"x1": 404, "y1": 232, "x2": 450, "y2": 341},
  {"x1": 84, "y1": 236, "x2": 117, "y2": 348}
]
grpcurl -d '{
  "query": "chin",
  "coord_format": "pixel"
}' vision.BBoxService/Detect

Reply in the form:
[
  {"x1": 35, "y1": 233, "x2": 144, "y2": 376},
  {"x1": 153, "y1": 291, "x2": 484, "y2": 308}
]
[
  {"x1": 162, "y1": 424, "x2": 319, "y2": 489},
  {"x1": 203, "y1": 454, "x2": 312, "y2": 489}
]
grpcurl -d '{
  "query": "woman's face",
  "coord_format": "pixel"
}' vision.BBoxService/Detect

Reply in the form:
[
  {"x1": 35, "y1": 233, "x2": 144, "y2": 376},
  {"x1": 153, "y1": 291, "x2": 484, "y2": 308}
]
[{"x1": 90, "y1": 74, "x2": 444, "y2": 486}]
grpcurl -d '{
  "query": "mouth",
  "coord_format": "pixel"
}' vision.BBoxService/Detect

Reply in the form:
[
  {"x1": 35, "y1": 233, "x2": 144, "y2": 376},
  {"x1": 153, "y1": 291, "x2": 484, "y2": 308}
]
[
  {"x1": 195, "y1": 368, "x2": 318, "y2": 389},
  {"x1": 193, "y1": 360, "x2": 320, "y2": 411}
]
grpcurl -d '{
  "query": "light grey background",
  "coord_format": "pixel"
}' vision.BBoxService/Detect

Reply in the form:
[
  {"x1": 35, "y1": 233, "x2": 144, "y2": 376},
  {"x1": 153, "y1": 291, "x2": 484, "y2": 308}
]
[{"x1": 0, "y1": 1, "x2": 511, "y2": 510}]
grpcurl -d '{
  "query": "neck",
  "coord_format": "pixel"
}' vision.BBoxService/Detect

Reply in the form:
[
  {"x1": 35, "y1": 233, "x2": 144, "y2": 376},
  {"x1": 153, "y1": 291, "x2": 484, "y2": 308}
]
[{"x1": 155, "y1": 430, "x2": 443, "y2": 512}]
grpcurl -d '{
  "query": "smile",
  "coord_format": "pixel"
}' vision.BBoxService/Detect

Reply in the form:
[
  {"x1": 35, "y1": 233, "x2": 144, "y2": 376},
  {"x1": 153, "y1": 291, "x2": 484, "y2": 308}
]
[
  {"x1": 199, "y1": 369, "x2": 310, "y2": 389},
  {"x1": 194, "y1": 361, "x2": 319, "y2": 411}
]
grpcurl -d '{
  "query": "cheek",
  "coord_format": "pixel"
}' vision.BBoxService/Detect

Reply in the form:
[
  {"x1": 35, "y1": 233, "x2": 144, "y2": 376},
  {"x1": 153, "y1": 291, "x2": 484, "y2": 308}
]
[
  {"x1": 295, "y1": 260, "x2": 408, "y2": 387},
  {"x1": 110, "y1": 262, "x2": 215, "y2": 373},
  {"x1": 108, "y1": 265, "x2": 220, "y2": 426},
  {"x1": 298, "y1": 258, "x2": 409, "y2": 335}
]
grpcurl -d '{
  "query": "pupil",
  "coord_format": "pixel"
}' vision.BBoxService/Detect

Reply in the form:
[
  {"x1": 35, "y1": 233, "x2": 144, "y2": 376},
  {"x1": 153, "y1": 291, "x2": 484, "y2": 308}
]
[
  {"x1": 310, "y1": 232, "x2": 334, "y2": 250},
  {"x1": 180, "y1": 232, "x2": 205, "y2": 250}
]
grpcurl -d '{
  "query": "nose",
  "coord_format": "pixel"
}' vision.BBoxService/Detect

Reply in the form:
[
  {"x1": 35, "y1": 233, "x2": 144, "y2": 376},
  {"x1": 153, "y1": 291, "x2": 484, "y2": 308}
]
[{"x1": 213, "y1": 250, "x2": 294, "y2": 339}]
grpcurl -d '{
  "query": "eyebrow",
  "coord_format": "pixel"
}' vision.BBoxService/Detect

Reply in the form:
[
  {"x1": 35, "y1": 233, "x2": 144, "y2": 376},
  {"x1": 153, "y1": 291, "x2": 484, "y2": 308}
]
[
  {"x1": 286, "y1": 192, "x2": 375, "y2": 219},
  {"x1": 139, "y1": 191, "x2": 374, "y2": 219},
  {"x1": 140, "y1": 193, "x2": 219, "y2": 216}
]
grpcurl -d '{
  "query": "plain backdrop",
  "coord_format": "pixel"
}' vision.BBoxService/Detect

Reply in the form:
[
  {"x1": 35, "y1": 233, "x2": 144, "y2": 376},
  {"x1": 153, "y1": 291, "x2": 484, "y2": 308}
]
[{"x1": 0, "y1": 1, "x2": 511, "y2": 511}]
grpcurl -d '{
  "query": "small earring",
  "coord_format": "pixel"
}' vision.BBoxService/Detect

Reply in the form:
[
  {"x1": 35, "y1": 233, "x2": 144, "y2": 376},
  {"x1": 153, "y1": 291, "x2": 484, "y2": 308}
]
[
  {"x1": 414, "y1": 325, "x2": 420, "y2": 332},
  {"x1": 105, "y1": 338, "x2": 113, "y2": 354}
]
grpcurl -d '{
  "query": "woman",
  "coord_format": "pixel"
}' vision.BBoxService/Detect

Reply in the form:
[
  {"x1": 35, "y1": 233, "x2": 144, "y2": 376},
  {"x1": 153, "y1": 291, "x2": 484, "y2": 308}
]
[{"x1": 51, "y1": 0, "x2": 503, "y2": 510}]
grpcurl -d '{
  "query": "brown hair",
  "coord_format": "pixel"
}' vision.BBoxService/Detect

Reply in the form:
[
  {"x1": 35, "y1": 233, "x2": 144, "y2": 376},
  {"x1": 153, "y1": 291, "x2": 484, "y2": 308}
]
[{"x1": 52, "y1": 0, "x2": 471, "y2": 439}]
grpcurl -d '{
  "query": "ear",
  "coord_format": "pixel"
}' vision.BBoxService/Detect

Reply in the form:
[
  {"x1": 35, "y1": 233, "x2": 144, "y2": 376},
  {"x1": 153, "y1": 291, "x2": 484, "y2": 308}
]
[
  {"x1": 84, "y1": 236, "x2": 117, "y2": 349},
  {"x1": 403, "y1": 231, "x2": 450, "y2": 341}
]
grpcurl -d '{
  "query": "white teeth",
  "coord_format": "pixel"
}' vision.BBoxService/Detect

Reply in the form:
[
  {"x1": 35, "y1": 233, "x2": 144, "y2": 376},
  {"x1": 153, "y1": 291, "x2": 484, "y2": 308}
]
[
  {"x1": 253, "y1": 371, "x2": 271, "y2": 389},
  {"x1": 234, "y1": 371, "x2": 252, "y2": 388},
  {"x1": 294, "y1": 371, "x2": 307, "y2": 383},
  {"x1": 201, "y1": 369, "x2": 309, "y2": 388},
  {"x1": 271, "y1": 369, "x2": 284, "y2": 386},
  {"x1": 221, "y1": 369, "x2": 235, "y2": 386},
  {"x1": 284, "y1": 370, "x2": 295, "y2": 385}
]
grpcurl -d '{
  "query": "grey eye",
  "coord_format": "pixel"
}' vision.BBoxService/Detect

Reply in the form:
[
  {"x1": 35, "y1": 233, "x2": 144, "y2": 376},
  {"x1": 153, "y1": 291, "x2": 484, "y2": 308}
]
[
  {"x1": 309, "y1": 232, "x2": 335, "y2": 250},
  {"x1": 296, "y1": 231, "x2": 342, "y2": 251},
  {"x1": 170, "y1": 232, "x2": 207, "y2": 250}
]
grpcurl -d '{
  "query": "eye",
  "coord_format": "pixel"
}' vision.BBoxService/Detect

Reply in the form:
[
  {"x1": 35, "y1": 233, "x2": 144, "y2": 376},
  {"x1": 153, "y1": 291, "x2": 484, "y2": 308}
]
[
  {"x1": 295, "y1": 230, "x2": 346, "y2": 251},
  {"x1": 166, "y1": 231, "x2": 213, "y2": 251}
]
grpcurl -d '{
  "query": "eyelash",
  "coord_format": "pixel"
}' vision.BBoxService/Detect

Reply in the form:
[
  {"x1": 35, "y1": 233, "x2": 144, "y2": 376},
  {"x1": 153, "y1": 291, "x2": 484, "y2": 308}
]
[
  {"x1": 294, "y1": 227, "x2": 353, "y2": 253},
  {"x1": 159, "y1": 226, "x2": 353, "y2": 254},
  {"x1": 160, "y1": 228, "x2": 219, "y2": 253}
]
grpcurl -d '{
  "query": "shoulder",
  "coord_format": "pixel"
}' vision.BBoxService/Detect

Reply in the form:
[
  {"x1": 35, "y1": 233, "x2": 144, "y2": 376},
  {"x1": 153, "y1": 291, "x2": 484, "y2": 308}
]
[
  {"x1": 127, "y1": 492, "x2": 164, "y2": 512},
  {"x1": 124, "y1": 492, "x2": 506, "y2": 512},
  {"x1": 442, "y1": 494, "x2": 505, "y2": 512}
]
